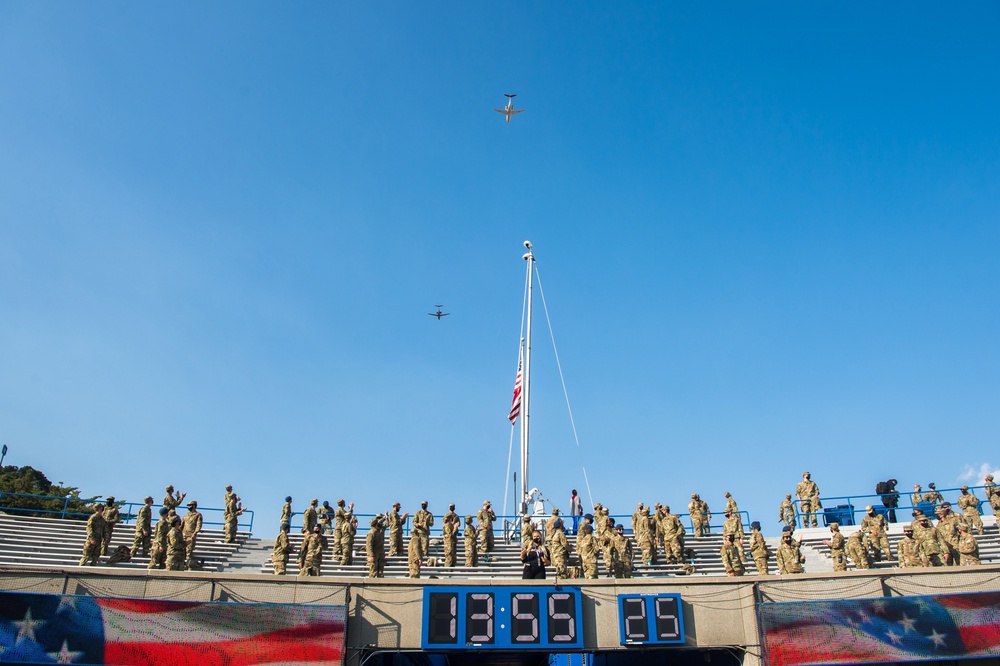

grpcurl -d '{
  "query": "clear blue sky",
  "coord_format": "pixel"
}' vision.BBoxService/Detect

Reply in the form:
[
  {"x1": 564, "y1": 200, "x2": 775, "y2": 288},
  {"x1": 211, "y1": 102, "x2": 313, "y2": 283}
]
[{"x1": 2, "y1": 3, "x2": 998, "y2": 535}]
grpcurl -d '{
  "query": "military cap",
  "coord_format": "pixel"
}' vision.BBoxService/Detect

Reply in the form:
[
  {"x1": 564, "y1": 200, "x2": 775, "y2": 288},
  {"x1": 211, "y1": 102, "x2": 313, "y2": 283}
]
[
  {"x1": 942, "y1": 502, "x2": 952, "y2": 508},
  {"x1": 465, "y1": 515, "x2": 474, "y2": 523},
  {"x1": 987, "y1": 474, "x2": 995, "y2": 481},
  {"x1": 393, "y1": 502, "x2": 401, "y2": 508},
  {"x1": 750, "y1": 521, "x2": 760, "y2": 529},
  {"x1": 159, "y1": 507, "x2": 169, "y2": 516},
  {"x1": 484, "y1": 500, "x2": 491, "y2": 506},
  {"x1": 280, "y1": 522, "x2": 290, "y2": 530},
  {"x1": 803, "y1": 471, "x2": 810, "y2": 476},
  {"x1": 370, "y1": 517, "x2": 381, "y2": 527},
  {"x1": 94, "y1": 504, "x2": 105, "y2": 512},
  {"x1": 581, "y1": 524, "x2": 593, "y2": 534},
  {"x1": 337, "y1": 499, "x2": 345, "y2": 506},
  {"x1": 106, "y1": 496, "x2": 115, "y2": 503},
  {"x1": 144, "y1": 496, "x2": 153, "y2": 503},
  {"x1": 165, "y1": 485, "x2": 174, "y2": 491},
  {"x1": 553, "y1": 519, "x2": 564, "y2": 530},
  {"x1": 929, "y1": 482, "x2": 936, "y2": 488},
  {"x1": 310, "y1": 498, "x2": 318, "y2": 505},
  {"x1": 171, "y1": 516, "x2": 182, "y2": 525},
  {"x1": 724, "y1": 492, "x2": 731, "y2": 497},
  {"x1": 785, "y1": 493, "x2": 792, "y2": 499},
  {"x1": 615, "y1": 524, "x2": 624, "y2": 532},
  {"x1": 421, "y1": 500, "x2": 429, "y2": 507},
  {"x1": 323, "y1": 500, "x2": 331, "y2": 508},
  {"x1": 593, "y1": 503, "x2": 602, "y2": 509},
  {"x1": 637, "y1": 502, "x2": 644, "y2": 508},
  {"x1": 187, "y1": 500, "x2": 197, "y2": 507},
  {"x1": 225, "y1": 485, "x2": 233, "y2": 491},
  {"x1": 865, "y1": 504, "x2": 874, "y2": 511},
  {"x1": 552, "y1": 508, "x2": 559, "y2": 515},
  {"x1": 285, "y1": 496, "x2": 292, "y2": 503},
  {"x1": 829, "y1": 522, "x2": 839, "y2": 529},
  {"x1": 663, "y1": 505, "x2": 670, "y2": 513},
  {"x1": 782, "y1": 525, "x2": 792, "y2": 533},
  {"x1": 584, "y1": 513, "x2": 594, "y2": 522},
  {"x1": 961, "y1": 485, "x2": 969, "y2": 491},
  {"x1": 449, "y1": 503, "x2": 456, "y2": 510},
  {"x1": 914, "y1": 484, "x2": 921, "y2": 489},
  {"x1": 654, "y1": 502, "x2": 662, "y2": 508},
  {"x1": 912, "y1": 509, "x2": 924, "y2": 516},
  {"x1": 691, "y1": 493, "x2": 698, "y2": 498},
  {"x1": 641, "y1": 507, "x2": 650, "y2": 514}
]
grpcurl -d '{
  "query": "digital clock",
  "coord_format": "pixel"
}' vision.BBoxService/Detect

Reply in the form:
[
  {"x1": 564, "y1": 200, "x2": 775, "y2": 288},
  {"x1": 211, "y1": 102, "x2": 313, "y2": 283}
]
[
  {"x1": 617, "y1": 593, "x2": 685, "y2": 645},
  {"x1": 422, "y1": 586, "x2": 584, "y2": 650}
]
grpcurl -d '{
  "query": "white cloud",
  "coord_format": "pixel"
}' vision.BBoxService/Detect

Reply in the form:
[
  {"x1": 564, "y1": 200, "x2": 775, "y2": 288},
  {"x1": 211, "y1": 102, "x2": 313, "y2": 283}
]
[{"x1": 958, "y1": 463, "x2": 1000, "y2": 484}]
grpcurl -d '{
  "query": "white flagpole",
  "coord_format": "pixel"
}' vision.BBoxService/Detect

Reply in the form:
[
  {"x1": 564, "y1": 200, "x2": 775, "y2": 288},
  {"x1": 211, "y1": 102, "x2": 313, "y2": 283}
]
[{"x1": 520, "y1": 240, "x2": 534, "y2": 516}]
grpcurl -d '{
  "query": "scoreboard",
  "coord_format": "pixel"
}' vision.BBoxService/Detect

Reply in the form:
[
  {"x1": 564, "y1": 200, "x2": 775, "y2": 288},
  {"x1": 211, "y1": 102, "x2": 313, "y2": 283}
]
[
  {"x1": 422, "y1": 586, "x2": 584, "y2": 650},
  {"x1": 617, "y1": 593, "x2": 685, "y2": 645}
]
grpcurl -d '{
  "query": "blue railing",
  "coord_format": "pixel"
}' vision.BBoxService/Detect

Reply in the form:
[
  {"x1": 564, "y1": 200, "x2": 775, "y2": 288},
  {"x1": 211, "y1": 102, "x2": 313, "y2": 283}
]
[
  {"x1": 791, "y1": 483, "x2": 994, "y2": 528},
  {"x1": 0, "y1": 492, "x2": 254, "y2": 534}
]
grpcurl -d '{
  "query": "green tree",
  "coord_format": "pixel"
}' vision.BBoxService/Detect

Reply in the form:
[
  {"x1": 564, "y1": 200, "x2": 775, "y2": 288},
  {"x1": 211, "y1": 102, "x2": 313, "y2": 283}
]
[{"x1": 0, "y1": 465, "x2": 99, "y2": 520}]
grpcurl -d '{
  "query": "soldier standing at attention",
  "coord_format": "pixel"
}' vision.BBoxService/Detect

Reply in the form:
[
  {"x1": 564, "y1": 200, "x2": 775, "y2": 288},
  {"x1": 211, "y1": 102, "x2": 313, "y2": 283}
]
[
  {"x1": 388, "y1": 503, "x2": 408, "y2": 557},
  {"x1": 779, "y1": 494, "x2": 796, "y2": 528},
  {"x1": 477, "y1": 501, "x2": 497, "y2": 553},
  {"x1": 846, "y1": 530, "x2": 870, "y2": 569},
  {"x1": 721, "y1": 533, "x2": 744, "y2": 576},
  {"x1": 442, "y1": 514, "x2": 458, "y2": 567},
  {"x1": 661, "y1": 505, "x2": 685, "y2": 565},
  {"x1": 896, "y1": 526, "x2": 922, "y2": 568},
  {"x1": 549, "y1": 518, "x2": 570, "y2": 578},
  {"x1": 318, "y1": 501, "x2": 333, "y2": 535},
  {"x1": 413, "y1": 501, "x2": 433, "y2": 558},
  {"x1": 636, "y1": 506, "x2": 656, "y2": 566},
  {"x1": 922, "y1": 483, "x2": 943, "y2": 506},
  {"x1": 101, "y1": 497, "x2": 119, "y2": 556},
  {"x1": 272, "y1": 522, "x2": 292, "y2": 575},
  {"x1": 182, "y1": 500, "x2": 203, "y2": 570},
  {"x1": 163, "y1": 485, "x2": 186, "y2": 518},
  {"x1": 224, "y1": 496, "x2": 246, "y2": 544},
  {"x1": 302, "y1": 499, "x2": 319, "y2": 535},
  {"x1": 795, "y1": 472, "x2": 820, "y2": 528},
  {"x1": 165, "y1": 517, "x2": 186, "y2": 571},
  {"x1": 463, "y1": 516, "x2": 478, "y2": 567},
  {"x1": 148, "y1": 507, "x2": 170, "y2": 569},
  {"x1": 984, "y1": 474, "x2": 998, "y2": 514},
  {"x1": 916, "y1": 516, "x2": 948, "y2": 566},
  {"x1": 749, "y1": 521, "x2": 769, "y2": 575},
  {"x1": 131, "y1": 496, "x2": 154, "y2": 558},
  {"x1": 936, "y1": 503, "x2": 964, "y2": 566},
  {"x1": 823, "y1": 523, "x2": 846, "y2": 572},
  {"x1": 611, "y1": 525, "x2": 633, "y2": 579},
  {"x1": 407, "y1": 527, "x2": 424, "y2": 578},
  {"x1": 688, "y1": 494, "x2": 710, "y2": 537},
  {"x1": 546, "y1": 508, "x2": 562, "y2": 543},
  {"x1": 911, "y1": 485, "x2": 923, "y2": 506},
  {"x1": 576, "y1": 524, "x2": 598, "y2": 579},
  {"x1": 366, "y1": 515, "x2": 388, "y2": 577},
  {"x1": 957, "y1": 486, "x2": 984, "y2": 535},
  {"x1": 79, "y1": 505, "x2": 106, "y2": 566},
  {"x1": 298, "y1": 525, "x2": 326, "y2": 577},
  {"x1": 521, "y1": 514, "x2": 535, "y2": 548},
  {"x1": 775, "y1": 527, "x2": 805, "y2": 574},
  {"x1": 957, "y1": 525, "x2": 980, "y2": 566},
  {"x1": 333, "y1": 499, "x2": 354, "y2": 559},
  {"x1": 443, "y1": 504, "x2": 460, "y2": 533},
  {"x1": 630, "y1": 503, "x2": 644, "y2": 537},
  {"x1": 280, "y1": 496, "x2": 294, "y2": 527},
  {"x1": 340, "y1": 516, "x2": 358, "y2": 565}
]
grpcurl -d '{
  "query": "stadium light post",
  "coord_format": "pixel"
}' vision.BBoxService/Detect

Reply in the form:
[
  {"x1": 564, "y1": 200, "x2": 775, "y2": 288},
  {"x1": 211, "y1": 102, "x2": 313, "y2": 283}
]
[{"x1": 0, "y1": 444, "x2": 7, "y2": 467}]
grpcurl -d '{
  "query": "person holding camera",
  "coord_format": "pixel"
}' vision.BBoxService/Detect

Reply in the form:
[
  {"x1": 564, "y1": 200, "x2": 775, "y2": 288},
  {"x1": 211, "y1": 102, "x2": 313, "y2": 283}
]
[{"x1": 520, "y1": 530, "x2": 550, "y2": 579}]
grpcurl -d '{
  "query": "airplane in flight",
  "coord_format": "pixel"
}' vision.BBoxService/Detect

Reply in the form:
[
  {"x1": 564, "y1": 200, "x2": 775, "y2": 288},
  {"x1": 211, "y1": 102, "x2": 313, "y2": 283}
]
[
  {"x1": 428, "y1": 305, "x2": 450, "y2": 320},
  {"x1": 494, "y1": 94, "x2": 525, "y2": 123}
]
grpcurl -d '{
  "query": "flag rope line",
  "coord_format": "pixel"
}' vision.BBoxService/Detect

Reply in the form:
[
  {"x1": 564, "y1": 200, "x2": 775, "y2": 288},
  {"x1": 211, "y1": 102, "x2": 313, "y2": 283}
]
[{"x1": 502, "y1": 266, "x2": 531, "y2": 522}]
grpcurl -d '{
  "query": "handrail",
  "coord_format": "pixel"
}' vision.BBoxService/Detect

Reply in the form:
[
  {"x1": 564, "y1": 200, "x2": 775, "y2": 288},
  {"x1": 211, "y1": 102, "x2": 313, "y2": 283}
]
[{"x1": 790, "y1": 483, "x2": 994, "y2": 528}]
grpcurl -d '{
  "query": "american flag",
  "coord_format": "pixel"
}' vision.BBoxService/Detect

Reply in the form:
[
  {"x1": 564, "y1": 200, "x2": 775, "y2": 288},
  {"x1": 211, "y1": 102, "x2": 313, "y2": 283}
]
[
  {"x1": 760, "y1": 591, "x2": 1000, "y2": 665},
  {"x1": 508, "y1": 357, "x2": 523, "y2": 425},
  {"x1": 0, "y1": 591, "x2": 345, "y2": 665}
]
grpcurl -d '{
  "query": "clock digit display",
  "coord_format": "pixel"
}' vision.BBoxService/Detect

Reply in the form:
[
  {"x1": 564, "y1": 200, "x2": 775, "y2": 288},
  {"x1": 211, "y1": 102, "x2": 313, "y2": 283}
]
[
  {"x1": 428, "y1": 592, "x2": 459, "y2": 644},
  {"x1": 466, "y1": 592, "x2": 495, "y2": 644},
  {"x1": 547, "y1": 592, "x2": 577, "y2": 643},
  {"x1": 617, "y1": 594, "x2": 685, "y2": 645},
  {"x1": 510, "y1": 592, "x2": 540, "y2": 644}
]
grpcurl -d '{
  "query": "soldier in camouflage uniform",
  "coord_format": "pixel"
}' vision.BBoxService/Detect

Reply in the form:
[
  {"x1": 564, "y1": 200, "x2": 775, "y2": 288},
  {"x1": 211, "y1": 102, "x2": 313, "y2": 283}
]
[
  {"x1": 549, "y1": 518, "x2": 570, "y2": 577},
  {"x1": 224, "y1": 496, "x2": 245, "y2": 544},
  {"x1": 101, "y1": 497, "x2": 119, "y2": 556},
  {"x1": 224, "y1": 484, "x2": 235, "y2": 507},
  {"x1": 957, "y1": 486, "x2": 983, "y2": 535},
  {"x1": 749, "y1": 521, "x2": 769, "y2": 575},
  {"x1": 653, "y1": 502, "x2": 665, "y2": 550},
  {"x1": 318, "y1": 501, "x2": 333, "y2": 535},
  {"x1": 272, "y1": 522, "x2": 292, "y2": 575},
  {"x1": 163, "y1": 485, "x2": 186, "y2": 518},
  {"x1": 775, "y1": 528, "x2": 805, "y2": 574},
  {"x1": 896, "y1": 526, "x2": 922, "y2": 568},
  {"x1": 985, "y1": 474, "x2": 998, "y2": 514},
  {"x1": 916, "y1": 516, "x2": 949, "y2": 566},
  {"x1": 442, "y1": 514, "x2": 459, "y2": 567},
  {"x1": 610, "y1": 525, "x2": 633, "y2": 579},
  {"x1": 182, "y1": 500, "x2": 203, "y2": 570},
  {"x1": 779, "y1": 494, "x2": 796, "y2": 528},
  {"x1": 688, "y1": 494, "x2": 710, "y2": 537},
  {"x1": 636, "y1": 506, "x2": 657, "y2": 565},
  {"x1": 860, "y1": 505, "x2": 890, "y2": 562},
  {"x1": 477, "y1": 501, "x2": 496, "y2": 553},
  {"x1": 148, "y1": 507, "x2": 170, "y2": 569},
  {"x1": 721, "y1": 533, "x2": 744, "y2": 576},
  {"x1": 165, "y1": 517, "x2": 186, "y2": 571},
  {"x1": 846, "y1": 530, "x2": 870, "y2": 569},
  {"x1": 280, "y1": 496, "x2": 294, "y2": 527},
  {"x1": 298, "y1": 525, "x2": 325, "y2": 576},
  {"x1": 443, "y1": 503, "x2": 460, "y2": 532},
  {"x1": 388, "y1": 503, "x2": 408, "y2": 557},
  {"x1": 413, "y1": 501, "x2": 433, "y2": 558},
  {"x1": 795, "y1": 472, "x2": 819, "y2": 528},
  {"x1": 576, "y1": 524, "x2": 598, "y2": 579},
  {"x1": 957, "y1": 525, "x2": 980, "y2": 566},
  {"x1": 521, "y1": 514, "x2": 535, "y2": 548},
  {"x1": 79, "y1": 505, "x2": 106, "y2": 566},
  {"x1": 922, "y1": 483, "x2": 943, "y2": 506},
  {"x1": 366, "y1": 515, "x2": 388, "y2": 577},
  {"x1": 407, "y1": 528, "x2": 424, "y2": 578},
  {"x1": 340, "y1": 516, "x2": 357, "y2": 565},
  {"x1": 823, "y1": 523, "x2": 846, "y2": 572},
  {"x1": 910, "y1": 485, "x2": 923, "y2": 506},
  {"x1": 333, "y1": 499, "x2": 354, "y2": 559},
  {"x1": 724, "y1": 492, "x2": 739, "y2": 515},
  {"x1": 660, "y1": 505, "x2": 686, "y2": 565},
  {"x1": 630, "y1": 503, "x2": 644, "y2": 537},
  {"x1": 302, "y1": 499, "x2": 319, "y2": 534},
  {"x1": 601, "y1": 516, "x2": 617, "y2": 576},
  {"x1": 464, "y1": 516, "x2": 478, "y2": 567},
  {"x1": 935, "y1": 503, "x2": 964, "y2": 566},
  {"x1": 130, "y1": 496, "x2": 154, "y2": 558}
]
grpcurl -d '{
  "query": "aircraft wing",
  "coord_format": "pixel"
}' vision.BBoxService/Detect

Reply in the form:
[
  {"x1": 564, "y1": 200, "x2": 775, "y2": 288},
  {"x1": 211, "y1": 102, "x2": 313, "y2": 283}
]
[
  {"x1": 511, "y1": 109, "x2": 525, "y2": 115},
  {"x1": 494, "y1": 108, "x2": 506, "y2": 114}
]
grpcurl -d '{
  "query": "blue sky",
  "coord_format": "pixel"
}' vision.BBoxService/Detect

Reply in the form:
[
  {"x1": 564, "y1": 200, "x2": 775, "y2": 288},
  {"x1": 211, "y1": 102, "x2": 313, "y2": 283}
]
[{"x1": 1, "y1": 3, "x2": 998, "y2": 536}]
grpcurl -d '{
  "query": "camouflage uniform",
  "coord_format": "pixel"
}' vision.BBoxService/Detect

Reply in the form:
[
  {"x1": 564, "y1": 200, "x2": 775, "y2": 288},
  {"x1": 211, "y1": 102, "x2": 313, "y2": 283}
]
[
  {"x1": 795, "y1": 473, "x2": 819, "y2": 528},
  {"x1": 922, "y1": 484, "x2": 943, "y2": 506},
  {"x1": 407, "y1": 531, "x2": 423, "y2": 578},
  {"x1": 916, "y1": 520, "x2": 948, "y2": 567},
  {"x1": 721, "y1": 536, "x2": 744, "y2": 576},
  {"x1": 825, "y1": 523, "x2": 846, "y2": 572},
  {"x1": 910, "y1": 485, "x2": 923, "y2": 506},
  {"x1": 318, "y1": 501, "x2": 333, "y2": 535},
  {"x1": 79, "y1": 506, "x2": 106, "y2": 566},
  {"x1": 860, "y1": 507, "x2": 890, "y2": 561},
  {"x1": 846, "y1": 531, "x2": 870, "y2": 569},
  {"x1": 936, "y1": 505, "x2": 965, "y2": 566},
  {"x1": 688, "y1": 494, "x2": 710, "y2": 537},
  {"x1": 224, "y1": 498, "x2": 245, "y2": 544},
  {"x1": 223, "y1": 485, "x2": 236, "y2": 509},
  {"x1": 957, "y1": 527, "x2": 980, "y2": 566},
  {"x1": 165, "y1": 518, "x2": 186, "y2": 571},
  {"x1": 130, "y1": 497, "x2": 154, "y2": 557},
  {"x1": 298, "y1": 529, "x2": 325, "y2": 576},
  {"x1": 721, "y1": 512, "x2": 745, "y2": 562},
  {"x1": 301, "y1": 499, "x2": 319, "y2": 534},
  {"x1": 661, "y1": 507, "x2": 686, "y2": 564},
  {"x1": 388, "y1": 504, "x2": 407, "y2": 557},
  {"x1": 443, "y1": 505, "x2": 461, "y2": 533},
  {"x1": 779, "y1": 494, "x2": 796, "y2": 528},
  {"x1": 775, "y1": 534, "x2": 805, "y2": 574},
  {"x1": 957, "y1": 487, "x2": 983, "y2": 535},
  {"x1": 280, "y1": 497, "x2": 294, "y2": 527},
  {"x1": 985, "y1": 475, "x2": 998, "y2": 514},
  {"x1": 610, "y1": 528, "x2": 633, "y2": 579},
  {"x1": 576, "y1": 526, "x2": 598, "y2": 579},
  {"x1": 413, "y1": 502, "x2": 433, "y2": 558},
  {"x1": 442, "y1": 519, "x2": 459, "y2": 567},
  {"x1": 601, "y1": 517, "x2": 616, "y2": 576},
  {"x1": 366, "y1": 516, "x2": 387, "y2": 577},
  {"x1": 181, "y1": 502, "x2": 203, "y2": 569},
  {"x1": 333, "y1": 500, "x2": 354, "y2": 558},
  {"x1": 148, "y1": 508, "x2": 170, "y2": 569},
  {"x1": 340, "y1": 517, "x2": 357, "y2": 565},
  {"x1": 724, "y1": 492, "x2": 739, "y2": 515},
  {"x1": 477, "y1": 502, "x2": 496, "y2": 553},
  {"x1": 630, "y1": 503, "x2": 644, "y2": 537},
  {"x1": 272, "y1": 524, "x2": 291, "y2": 575},
  {"x1": 463, "y1": 517, "x2": 478, "y2": 567},
  {"x1": 101, "y1": 498, "x2": 119, "y2": 556},
  {"x1": 896, "y1": 530, "x2": 922, "y2": 567},
  {"x1": 162, "y1": 485, "x2": 186, "y2": 518},
  {"x1": 749, "y1": 523, "x2": 769, "y2": 575},
  {"x1": 549, "y1": 519, "x2": 570, "y2": 578},
  {"x1": 521, "y1": 515, "x2": 535, "y2": 548},
  {"x1": 636, "y1": 508, "x2": 657, "y2": 565}
]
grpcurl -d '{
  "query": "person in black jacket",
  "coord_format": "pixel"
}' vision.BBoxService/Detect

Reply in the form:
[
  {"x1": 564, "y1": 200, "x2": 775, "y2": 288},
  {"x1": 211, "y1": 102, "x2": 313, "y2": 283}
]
[
  {"x1": 520, "y1": 531, "x2": 550, "y2": 579},
  {"x1": 881, "y1": 479, "x2": 900, "y2": 523}
]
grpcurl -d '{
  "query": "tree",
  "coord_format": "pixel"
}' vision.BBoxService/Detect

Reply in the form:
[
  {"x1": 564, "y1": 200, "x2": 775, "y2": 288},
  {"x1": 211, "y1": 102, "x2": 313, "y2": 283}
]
[{"x1": 0, "y1": 465, "x2": 99, "y2": 520}]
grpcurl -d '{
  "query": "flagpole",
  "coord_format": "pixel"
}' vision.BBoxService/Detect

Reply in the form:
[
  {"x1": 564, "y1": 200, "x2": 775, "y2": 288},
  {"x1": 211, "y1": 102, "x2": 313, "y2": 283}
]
[{"x1": 520, "y1": 241, "x2": 534, "y2": 515}]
